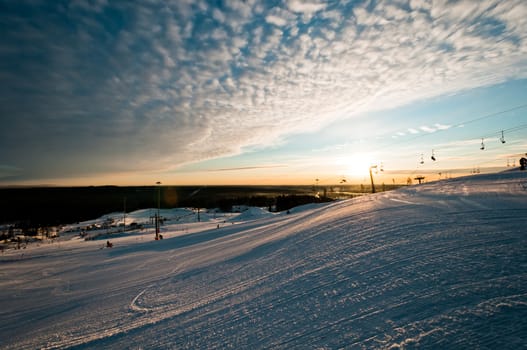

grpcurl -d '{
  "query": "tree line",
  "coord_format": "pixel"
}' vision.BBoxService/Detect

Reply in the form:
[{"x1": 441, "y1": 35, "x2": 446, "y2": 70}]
[{"x1": 0, "y1": 185, "x2": 334, "y2": 228}]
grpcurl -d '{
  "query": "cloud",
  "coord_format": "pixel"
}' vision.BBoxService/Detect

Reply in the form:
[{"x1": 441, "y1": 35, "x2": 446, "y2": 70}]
[
  {"x1": 207, "y1": 165, "x2": 287, "y2": 172},
  {"x1": 265, "y1": 14, "x2": 289, "y2": 27},
  {"x1": 419, "y1": 126, "x2": 436, "y2": 133},
  {"x1": 0, "y1": 0, "x2": 526, "y2": 183},
  {"x1": 393, "y1": 122, "x2": 450, "y2": 139},
  {"x1": 287, "y1": 0, "x2": 326, "y2": 17},
  {"x1": 212, "y1": 8, "x2": 226, "y2": 23},
  {"x1": 434, "y1": 123, "x2": 451, "y2": 131}
]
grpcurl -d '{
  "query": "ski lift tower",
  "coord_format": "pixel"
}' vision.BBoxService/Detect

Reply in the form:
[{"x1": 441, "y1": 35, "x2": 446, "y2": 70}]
[{"x1": 414, "y1": 175, "x2": 425, "y2": 184}]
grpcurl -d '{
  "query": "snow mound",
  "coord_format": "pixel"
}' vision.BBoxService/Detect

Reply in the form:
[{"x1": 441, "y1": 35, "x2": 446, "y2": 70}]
[
  {"x1": 286, "y1": 201, "x2": 332, "y2": 214},
  {"x1": 230, "y1": 206, "x2": 274, "y2": 222}
]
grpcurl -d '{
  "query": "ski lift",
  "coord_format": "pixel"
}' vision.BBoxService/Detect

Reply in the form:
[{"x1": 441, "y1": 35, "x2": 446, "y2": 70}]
[
  {"x1": 420, "y1": 154, "x2": 424, "y2": 164},
  {"x1": 431, "y1": 149, "x2": 436, "y2": 161},
  {"x1": 500, "y1": 130, "x2": 506, "y2": 144},
  {"x1": 480, "y1": 138, "x2": 485, "y2": 150}
]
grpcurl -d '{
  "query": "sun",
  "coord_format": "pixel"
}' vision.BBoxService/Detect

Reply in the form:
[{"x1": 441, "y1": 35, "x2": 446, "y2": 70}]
[{"x1": 346, "y1": 153, "x2": 375, "y2": 178}]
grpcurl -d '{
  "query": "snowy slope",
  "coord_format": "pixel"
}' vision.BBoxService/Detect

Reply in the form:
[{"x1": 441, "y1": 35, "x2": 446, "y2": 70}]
[{"x1": 0, "y1": 171, "x2": 526, "y2": 349}]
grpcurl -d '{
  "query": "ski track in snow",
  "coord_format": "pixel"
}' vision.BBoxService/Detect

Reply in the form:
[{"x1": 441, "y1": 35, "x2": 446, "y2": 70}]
[
  {"x1": 0, "y1": 172, "x2": 526, "y2": 349},
  {"x1": 130, "y1": 287, "x2": 151, "y2": 313}
]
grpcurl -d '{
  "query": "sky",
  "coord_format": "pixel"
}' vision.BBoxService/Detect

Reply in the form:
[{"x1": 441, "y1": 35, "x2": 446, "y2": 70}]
[{"x1": 1, "y1": 0, "x2": 526, "y2": 186}]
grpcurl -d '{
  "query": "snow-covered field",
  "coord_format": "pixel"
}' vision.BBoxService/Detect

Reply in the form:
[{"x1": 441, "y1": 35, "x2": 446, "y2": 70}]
[{"x1": 1, "y1": 171, "x2": 526, "y2": 349}]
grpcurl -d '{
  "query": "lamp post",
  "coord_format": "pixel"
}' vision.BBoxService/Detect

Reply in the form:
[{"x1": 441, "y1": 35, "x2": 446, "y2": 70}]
[
  {"x1": 155, "y1": 181, "x2": 161, "y2": 240},
  {"x1": 369, "y1": 165, "x2": 377, "y2": 194}
]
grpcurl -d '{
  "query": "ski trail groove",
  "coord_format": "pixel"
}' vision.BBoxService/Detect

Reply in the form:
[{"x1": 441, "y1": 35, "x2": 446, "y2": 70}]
[{"x1": 129, "y1": 287, "x2": 151, "y2": 313}]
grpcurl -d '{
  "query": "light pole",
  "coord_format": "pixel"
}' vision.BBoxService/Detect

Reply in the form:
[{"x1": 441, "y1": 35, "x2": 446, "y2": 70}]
[
  {"x1": 369, "y1": 165, "x2": 377, "y2": 194},
  {"x1": 155, "y1": 181, "x2": 161, "y2": 240}
]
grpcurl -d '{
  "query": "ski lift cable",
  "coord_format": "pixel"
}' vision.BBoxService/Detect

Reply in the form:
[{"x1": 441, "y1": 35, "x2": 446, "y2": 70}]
[
  {"x1": 409, "y1": 123, "x2": 527, "y2": 166},
  {"x1": 433, "y1": 123, "x2": 527, "y2": 153},
  {"x1": 363, "y1": 109, "x2": 527, "y2": 169},
  {"x1": 430, "y1": 145, "x2": 523, "y2": 171},
  {"x1": 380, "y1": 120, "x2": 527, "y2": 171},
  {"x1": 448, "y1": 104, "x2": 527, "y2": 129},
  {"x1": 406, "y1": 134, "x2": 523, "y2": 178},
  {"x1": 376, "y1": 104, "x2": 527, "y2": 152},
  {"x1": 474, "y1": 153, "x2": 522, "y2": 168},
  {"x1": 348, "y1": 106, "x2": 527, "y2": 181},
  {"x1": 408, "y1": 142, "x2": 527, "y2": 178},
  {"x1": 410, "y1": 156, "x2": 501, "y2": 178},
  {"x1": 376, "y1": 122, "x2": 524, "y2": 179},
  {"x1": 479, "y1": 123, "x2": 527, "y2": 140}
]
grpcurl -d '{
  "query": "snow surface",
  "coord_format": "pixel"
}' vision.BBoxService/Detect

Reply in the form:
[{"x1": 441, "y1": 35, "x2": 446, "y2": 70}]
[{"x1": 1, "y1": 171, "x2": 526, "y2": 349}]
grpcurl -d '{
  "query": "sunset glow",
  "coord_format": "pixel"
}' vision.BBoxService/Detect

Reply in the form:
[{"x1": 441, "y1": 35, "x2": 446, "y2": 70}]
[{"x1": 345, "y1": 154, "x2": 377, "y2": 178}]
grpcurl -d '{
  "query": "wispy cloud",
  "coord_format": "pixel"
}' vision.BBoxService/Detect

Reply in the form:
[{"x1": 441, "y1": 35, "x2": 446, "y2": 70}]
[
  {"x1": 421, "y1": 123, "x2": 452, "y2": 133},
  {"x1": 0, "y1": 0, "x2": 526, "y2": 182},
  {"x1": 207, "y1": 165, "x2": 287, "y2": 172},
  {"x1": 434, "y1": 123, "x2": 451, "y2": 131},
  {"x1": 394, "y1": 123, "x2": 452, "y2": 137},
  {"x1": 420, "y1": 126, "x2": 437, "y2": 133}
]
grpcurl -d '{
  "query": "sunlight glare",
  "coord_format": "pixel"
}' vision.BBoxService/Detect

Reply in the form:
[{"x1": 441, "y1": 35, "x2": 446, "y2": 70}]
[{"x1": 346, "y1": 153, "x2": 375, "y2": 178}]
